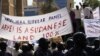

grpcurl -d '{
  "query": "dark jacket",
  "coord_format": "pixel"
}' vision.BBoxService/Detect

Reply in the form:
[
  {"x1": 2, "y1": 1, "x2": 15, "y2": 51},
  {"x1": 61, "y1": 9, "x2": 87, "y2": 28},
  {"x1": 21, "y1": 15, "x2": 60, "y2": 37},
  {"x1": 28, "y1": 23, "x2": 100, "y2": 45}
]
[
  {"x1": 94, "y1": 48, "x2": 100, "y2": 56},
  {"x1": 34, "y1": 47, "x2": 52, "y2": 56},
  {"x1": 52, "y1": 51, "x2": 64, "y2": 56},
  {"x1": 65, "y1": 47, "x2": 87, "y2": 56},
  {"x1": 0, "y1": 51, "x2": 12, "y2": 56},
  {"x1": 18, "y1": 52, "x2": 34, "y2": 56}
]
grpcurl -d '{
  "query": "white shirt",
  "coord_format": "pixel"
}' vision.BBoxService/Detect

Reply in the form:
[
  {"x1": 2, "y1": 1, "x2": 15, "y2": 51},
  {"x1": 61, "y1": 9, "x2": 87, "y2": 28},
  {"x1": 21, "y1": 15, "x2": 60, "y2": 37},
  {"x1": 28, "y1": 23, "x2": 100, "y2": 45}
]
[
  {"x1": 34, "y1": 43, "x2": 39, "y2": 51},
  {"x1": 83, "y1": 7, "x2": 93, "y2": 19},
  {"x1": 7, "y1": 47, "x2": 22, "y2": 56},
  {"x1": 12, "y1": 49, "x2": 22, "y2": 56},
  {"x1": 74, "y1": 9, "x2": 81, "y2": 19}
]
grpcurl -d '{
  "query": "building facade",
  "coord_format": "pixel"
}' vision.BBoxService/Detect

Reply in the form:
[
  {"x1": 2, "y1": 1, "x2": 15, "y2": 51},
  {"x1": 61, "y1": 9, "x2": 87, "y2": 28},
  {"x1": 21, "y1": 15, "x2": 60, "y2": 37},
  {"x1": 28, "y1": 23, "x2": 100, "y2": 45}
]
[
  {"x1": 67, "y1": 0, "x2": 74, "y2": 11},
  {"x1": 33, "y1": 0, "x2": 59, "y2": 14},
  {"x1": 33, "y1": 0, "x2": 74, "y2": 12},
  {"x1": 16, "y1": 0, "x2": 27, "y2": 16},
  {"x1": 2, "y1": 0, "x2": 16, "y2": 15},
  {"x1": 24, "y1": 6, "x2": 39, "y2": 16},
  {"x1": 55, "y1": 0, "x2": 67, "y2": 9},
  {"x1": 33, "y1": 0, "x2": 45, "y2": 7},
  {"x1": 2, "y1": 0, "x2": 27, "y2": 16}
]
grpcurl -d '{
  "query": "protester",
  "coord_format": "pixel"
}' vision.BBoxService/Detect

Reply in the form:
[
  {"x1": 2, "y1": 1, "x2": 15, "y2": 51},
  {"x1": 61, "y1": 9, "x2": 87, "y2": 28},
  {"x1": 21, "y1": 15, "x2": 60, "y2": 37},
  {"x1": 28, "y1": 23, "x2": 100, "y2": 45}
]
[
  {"x1": 65, "y1": 39, "x2": 74, "y2": 51},
  {"x1": 49, "y1": 42, "x2": 57, "y2": 53},
  {"x1": 94, "y1": 47, "x2": 100, "y2": 56},
  {"x1": 65, "y1": 32, "x2": 88, "y2": 56},
  {"x1": 69, "y1": 9, "x2": 76, "y2": 33},
  {"x1": 52, "y1": 43, "x2": 65, "y2": 56},
  {"x1": 18, "y1": 43, "x2": 34, "y2": 56},
  {"x1": 93, "y1": 39, "x2": 100, "y2": 56},
  {"x1": 82, "y1": 3, "x2": 94, "y2": 19},
  {"x1": 34, "y1": 38, "x2": 52, "y2": 56},
  {"x1": 85, "y1": 45, "x2": 94, "y2": 56},
  {"x1": 74, "y1": 5, "x2": 82, "y2": 32},
  {"x1": 0, "y1": 42, "x2": 12, "y2": 56},
  {"x1": 34, "y1": 43, "x2": 39, "y2": 52},
  {"x1": 0, "y1": 33, "x2": 100, "y2": 56},
  {"x1": 12, "y1": 42, "x2": 22, "y2": 56},
  {"x1": 28, "y1": 43, "x2": 34, "y2": 55},
  {"x1": 93, "y1": 40, "x2": 100, "y2": 51}
]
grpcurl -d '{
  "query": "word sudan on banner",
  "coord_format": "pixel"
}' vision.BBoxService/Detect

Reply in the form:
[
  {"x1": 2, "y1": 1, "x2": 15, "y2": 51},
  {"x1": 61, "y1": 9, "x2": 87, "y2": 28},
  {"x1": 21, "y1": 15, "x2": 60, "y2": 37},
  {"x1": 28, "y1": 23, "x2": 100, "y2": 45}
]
[
  {"x1": 84, "y1": 19, "x2": 100, "y2": 37},
  {"x1": 0, "y1": 7, "x2": 73, "y2": 41}
]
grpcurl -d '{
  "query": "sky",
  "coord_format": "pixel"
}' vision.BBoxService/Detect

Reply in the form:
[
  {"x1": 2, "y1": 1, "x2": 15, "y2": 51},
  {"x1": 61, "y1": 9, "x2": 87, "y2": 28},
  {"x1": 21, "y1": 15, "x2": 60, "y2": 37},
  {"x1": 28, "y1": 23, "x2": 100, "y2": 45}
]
[
  {"x1": 28, "y1": 0, "x2": 33, "y2": 6},
  {"x1": 74, "y1": 0, "x2": 82, "y2": 8},
  {"x1": 74, "y1": 0, "x2": 82, "y2": 5},
  {"x1": 27, "y1": 0, "x2": 82, "y2": 6}
]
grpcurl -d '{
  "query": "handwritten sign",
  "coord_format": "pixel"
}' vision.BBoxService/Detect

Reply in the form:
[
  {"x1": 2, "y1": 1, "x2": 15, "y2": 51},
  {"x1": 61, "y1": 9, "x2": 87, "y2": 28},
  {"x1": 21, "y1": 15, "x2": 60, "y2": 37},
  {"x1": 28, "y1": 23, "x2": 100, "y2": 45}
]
[
  {"x1": 0, "y1": 7, "x2": 73, "y2": 41},
  {"x1": 84, "y1": 19, "x2": 100, "y2": 37}
]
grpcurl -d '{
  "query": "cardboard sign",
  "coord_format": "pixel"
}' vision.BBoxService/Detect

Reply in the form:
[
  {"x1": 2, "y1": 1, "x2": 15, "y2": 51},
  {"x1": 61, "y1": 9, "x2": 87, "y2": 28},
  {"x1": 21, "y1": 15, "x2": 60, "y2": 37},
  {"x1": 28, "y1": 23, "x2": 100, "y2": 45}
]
[{"x1": 84, "y1": 19, "x2": 100, "y2": 37}]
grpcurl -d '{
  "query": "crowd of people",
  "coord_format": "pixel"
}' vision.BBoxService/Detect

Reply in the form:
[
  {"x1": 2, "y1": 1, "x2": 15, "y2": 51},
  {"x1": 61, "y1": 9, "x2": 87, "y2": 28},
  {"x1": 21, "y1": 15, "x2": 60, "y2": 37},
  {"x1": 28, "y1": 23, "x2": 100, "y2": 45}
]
[
  {"x1": 0, "y1": 2, "x2": 98, "y2": 56},
  {"x1": 69, "y1": 3, "x2": 94, "y2": 33},
  {"x1": 0, "y1": 32, "x2": 100, "y2": 56}
]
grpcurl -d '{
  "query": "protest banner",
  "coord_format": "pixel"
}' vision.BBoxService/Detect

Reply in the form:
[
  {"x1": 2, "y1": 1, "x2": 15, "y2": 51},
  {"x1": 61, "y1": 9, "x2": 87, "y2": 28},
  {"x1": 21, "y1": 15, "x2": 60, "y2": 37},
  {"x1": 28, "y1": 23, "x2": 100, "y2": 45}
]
[
  {"x1": 0, "y1": 7, "x2": 73, "y2": 41},
  {"x1": 93, "y1": 7, "x2": 100, "y2": 19},
  {"x1": 84, "y1": 19, "x2": 100, "y2": 37}
]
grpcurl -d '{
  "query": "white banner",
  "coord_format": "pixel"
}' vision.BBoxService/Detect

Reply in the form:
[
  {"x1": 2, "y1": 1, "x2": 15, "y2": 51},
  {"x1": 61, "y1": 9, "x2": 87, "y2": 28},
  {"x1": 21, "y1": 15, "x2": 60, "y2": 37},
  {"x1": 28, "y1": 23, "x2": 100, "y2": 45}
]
[
  {"x1": 0, "y1": 7, "x2": 73, "y2": 41},
  {"x1": 84, "y1": 19, "x2": 100, "y2": 37},
  {"x1": 93, "y1": 7, "x2": 100, "y2": 19}
]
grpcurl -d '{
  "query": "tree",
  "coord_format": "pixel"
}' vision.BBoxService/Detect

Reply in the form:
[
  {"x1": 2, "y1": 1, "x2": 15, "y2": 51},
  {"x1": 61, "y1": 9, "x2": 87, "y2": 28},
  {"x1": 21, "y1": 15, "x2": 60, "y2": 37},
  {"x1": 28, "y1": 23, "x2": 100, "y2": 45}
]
[
  {"x1": 39, "y1": 0, "x2": 58, "y2": 14},
  {"x1": 84, "y1": 0, "x2": 100, "y2": 9}
]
